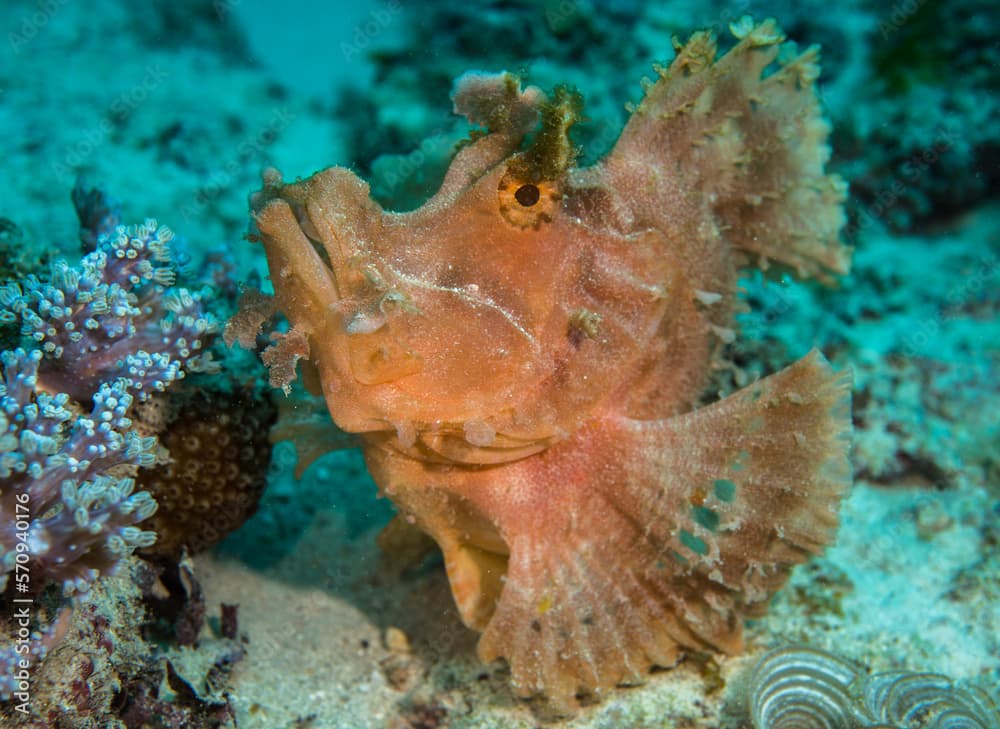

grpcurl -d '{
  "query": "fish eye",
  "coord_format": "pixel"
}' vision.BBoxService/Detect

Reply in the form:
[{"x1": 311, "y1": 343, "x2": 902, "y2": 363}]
[
  {"x1": 497, "y1": 171, "x2": 560, "y2": 229},
  {"x1": 514, "y1": 184, "x2": 540, "y2": 207}
]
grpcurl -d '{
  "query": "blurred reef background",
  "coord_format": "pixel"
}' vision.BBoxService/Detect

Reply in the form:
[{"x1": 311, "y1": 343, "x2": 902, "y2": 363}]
[{"x1": 0, "y1": 0, "x2": 997, "y2": 727}]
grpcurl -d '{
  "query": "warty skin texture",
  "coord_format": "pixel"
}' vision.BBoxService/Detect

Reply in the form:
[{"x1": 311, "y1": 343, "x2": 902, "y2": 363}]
[{"x1": 245, "y1": 18, "x2": 853, "y2": 710}]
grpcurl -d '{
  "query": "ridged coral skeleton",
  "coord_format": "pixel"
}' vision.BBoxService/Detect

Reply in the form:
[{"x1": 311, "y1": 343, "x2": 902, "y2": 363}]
[
  {"x1": 244, "y1": 18, "x2": 854, "y2": 708},
  {"x1": 749, "y1": 646, "x2": 1000, "y2": 729}
]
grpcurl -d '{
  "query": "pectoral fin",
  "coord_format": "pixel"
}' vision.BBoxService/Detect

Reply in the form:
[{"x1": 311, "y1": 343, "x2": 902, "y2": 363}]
[
  {"x1": 465, "y1": 350, "x2": 851, "y2": 709},
  {"x1": 366, "y1": 351, "x2": 851, "y2": 711}
]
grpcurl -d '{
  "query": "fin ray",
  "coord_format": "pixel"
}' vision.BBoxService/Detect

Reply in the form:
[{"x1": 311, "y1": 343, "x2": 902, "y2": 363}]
[
  {"x1": 610, "y1": 19, "x2": 850, "y2": 279},
  {"x1": 472, "y1": 349, "x2": 851, "y2": 706}
]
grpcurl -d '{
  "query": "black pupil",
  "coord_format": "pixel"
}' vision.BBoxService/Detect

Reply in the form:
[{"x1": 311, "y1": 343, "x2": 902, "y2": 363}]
[{"x1": 514, "y1": 184, "x2": 541, "y2": 207}]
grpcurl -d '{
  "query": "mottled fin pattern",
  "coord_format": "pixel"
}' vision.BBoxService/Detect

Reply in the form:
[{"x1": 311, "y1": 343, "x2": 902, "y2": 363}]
[
  {"x1": 615, "y1": 18, "x2": 850, "y2": 279},
  {"x1": 474, "y1": 351, "x2": 851, "y2": 709}
]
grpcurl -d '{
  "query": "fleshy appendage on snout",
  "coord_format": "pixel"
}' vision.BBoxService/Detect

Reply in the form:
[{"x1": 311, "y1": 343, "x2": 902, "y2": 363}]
[
  {"x1": 235, "y1": 16, "x2": 856, "y2": 711},
  {"x1": 248, "y1": 157, "x2": 705, "y2": 466}
]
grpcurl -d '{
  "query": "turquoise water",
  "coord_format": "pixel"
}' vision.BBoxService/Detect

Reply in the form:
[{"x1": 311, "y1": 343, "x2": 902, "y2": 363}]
[{"x1": 1, "y1": 1, "x2": 997, "y2": 727}]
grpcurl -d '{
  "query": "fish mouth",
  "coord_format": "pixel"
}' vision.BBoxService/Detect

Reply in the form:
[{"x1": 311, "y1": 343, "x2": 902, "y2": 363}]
[
  {"x1": 366, "y1": 426, "x2": 557, "y2": 467},
  {"x1": 251, "y1": 167, "x2": 558, "y2": 449}
]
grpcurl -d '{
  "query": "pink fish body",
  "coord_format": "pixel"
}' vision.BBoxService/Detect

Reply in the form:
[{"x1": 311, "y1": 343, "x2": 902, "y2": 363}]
[{"x1": 242, "y1": 18, "x2": 852, "y2": 708}]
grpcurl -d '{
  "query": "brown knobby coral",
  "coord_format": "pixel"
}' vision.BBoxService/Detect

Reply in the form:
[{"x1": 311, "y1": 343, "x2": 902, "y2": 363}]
[
  {"x1": 134, "y1": 385, "x2": 276, "y2": 559},
  {"x1": 240, "y1": 18, "x2": 852, "y2": 709}
]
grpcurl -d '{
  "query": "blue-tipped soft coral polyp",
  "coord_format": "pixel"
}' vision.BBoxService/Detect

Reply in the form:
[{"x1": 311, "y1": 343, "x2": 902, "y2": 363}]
[
  {"x1": 0, "y1": 347, "x2": 158, "y2": 595},
  {"x1": 0, "y1": 218, "x2": 218, "y2": 700},
  {"x1": 0, "y1": 220, "x2": 217, "y2": 402},
  {"x1": 0, "y1": 219, "x2": 219, "y2": 595}
]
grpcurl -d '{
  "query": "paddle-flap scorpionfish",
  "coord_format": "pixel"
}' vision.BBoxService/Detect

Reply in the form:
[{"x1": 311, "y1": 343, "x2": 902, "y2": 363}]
[{"x1": 239, "y1": 18, "x2": 853, "y2": 709}]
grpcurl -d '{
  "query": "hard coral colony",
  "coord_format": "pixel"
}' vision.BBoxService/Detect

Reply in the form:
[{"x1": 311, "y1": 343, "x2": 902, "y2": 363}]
[{"x1": 245, "y1": 19, "x2": 853, "y2": 707}]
